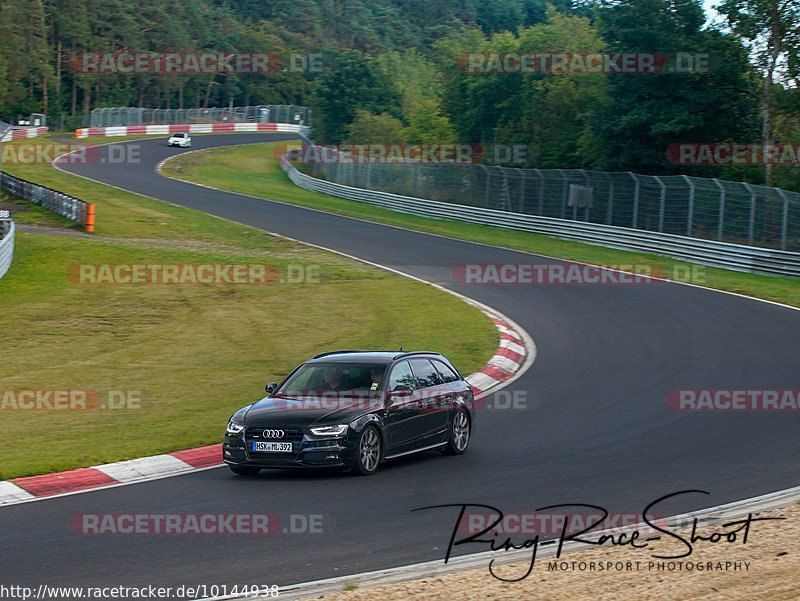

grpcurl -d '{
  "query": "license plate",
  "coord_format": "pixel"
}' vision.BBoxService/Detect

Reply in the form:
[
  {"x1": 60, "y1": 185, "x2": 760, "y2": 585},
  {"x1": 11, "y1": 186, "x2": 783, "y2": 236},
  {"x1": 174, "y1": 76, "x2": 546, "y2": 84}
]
[{"x1": 253, "y1": 441, "x2": 292, "y2": 453}]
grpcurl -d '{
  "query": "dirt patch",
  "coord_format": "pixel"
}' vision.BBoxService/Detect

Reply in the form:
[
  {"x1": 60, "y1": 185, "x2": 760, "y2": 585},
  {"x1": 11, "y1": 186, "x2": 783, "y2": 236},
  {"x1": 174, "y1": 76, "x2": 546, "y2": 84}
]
[
  {"x1": 1, "y1": 196, "x2": 39, "y2": 216},
  {"x1": 316, "y1": 503, "x2": 800, "y2": 601},
  {"x1": 15, "y1": 224, "x2": 93, "y2": 238}
]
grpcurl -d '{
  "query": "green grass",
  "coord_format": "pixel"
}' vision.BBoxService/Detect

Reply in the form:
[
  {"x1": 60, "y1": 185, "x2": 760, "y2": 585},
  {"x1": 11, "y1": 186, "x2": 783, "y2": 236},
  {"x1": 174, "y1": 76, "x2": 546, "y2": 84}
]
[
  {"x1": 0, "y1": 139, "x2": 498, "y2": 480},
  {"x1": 161, "y1": 141, "x2": 800, "y2": 309}
]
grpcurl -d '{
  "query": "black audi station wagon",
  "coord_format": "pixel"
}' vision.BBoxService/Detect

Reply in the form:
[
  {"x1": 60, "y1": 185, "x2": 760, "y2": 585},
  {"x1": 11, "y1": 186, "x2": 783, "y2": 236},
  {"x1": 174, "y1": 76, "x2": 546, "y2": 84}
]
[{"x1": 223, "y1": 351, "x2": 474, "y2": 476}]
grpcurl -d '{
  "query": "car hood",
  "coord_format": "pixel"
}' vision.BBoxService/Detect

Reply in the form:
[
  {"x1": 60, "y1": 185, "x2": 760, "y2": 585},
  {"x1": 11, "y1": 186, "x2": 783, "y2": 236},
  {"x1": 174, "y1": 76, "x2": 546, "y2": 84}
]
[{"x1": 243, "y1": 394, "x2": 382, "y2": 427}]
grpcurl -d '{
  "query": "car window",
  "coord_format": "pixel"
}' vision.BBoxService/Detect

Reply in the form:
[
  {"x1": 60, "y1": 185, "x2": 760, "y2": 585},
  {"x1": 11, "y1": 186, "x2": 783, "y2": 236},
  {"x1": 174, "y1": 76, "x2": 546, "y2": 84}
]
[
  {"x1": 285, "y1": 367, "x2": 314, "y2": 389},
  {"x1": 432, "y1": 359, "x2": 460, "y2": 383},
  {"x1": 277, "y1": 362, "x2": 386, "y2": 393},
  {"x1": 388, "y1": 360, "x2": 417, "y2": 390},
  {"x1": 409, "y1": 358, "x2": 443, "y2": 388}
]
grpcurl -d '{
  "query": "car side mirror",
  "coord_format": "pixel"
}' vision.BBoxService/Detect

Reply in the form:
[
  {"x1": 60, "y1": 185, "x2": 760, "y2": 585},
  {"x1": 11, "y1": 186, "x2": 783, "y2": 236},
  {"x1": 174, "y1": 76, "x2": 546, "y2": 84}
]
[
  {"x1": 389, "y1": 384, "x2": 413, "y2": 401},
  {"x1": 265, "y1": 382, "x2": 278, "y2": 394}
]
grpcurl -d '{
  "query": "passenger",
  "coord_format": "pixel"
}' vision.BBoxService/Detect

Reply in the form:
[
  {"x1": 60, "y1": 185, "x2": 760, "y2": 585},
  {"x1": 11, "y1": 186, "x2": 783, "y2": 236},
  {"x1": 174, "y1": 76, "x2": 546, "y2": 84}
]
[{"x1": 369, "y1": 367, "x2": 384, "y2": 390}]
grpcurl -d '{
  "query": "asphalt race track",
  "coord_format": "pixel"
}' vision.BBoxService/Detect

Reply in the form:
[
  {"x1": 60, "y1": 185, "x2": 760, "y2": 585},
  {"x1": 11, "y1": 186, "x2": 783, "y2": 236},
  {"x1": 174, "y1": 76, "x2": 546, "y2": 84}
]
[{"x1": 4, "y1": 132, "x2": 800, "y2": 595}]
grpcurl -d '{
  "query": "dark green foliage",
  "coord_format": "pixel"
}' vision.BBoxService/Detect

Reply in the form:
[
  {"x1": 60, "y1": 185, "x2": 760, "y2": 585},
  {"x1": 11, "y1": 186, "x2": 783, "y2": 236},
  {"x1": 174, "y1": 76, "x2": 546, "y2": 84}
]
[
  {"x1": 0, "y1": 0, "x2": 796, "y2": 191},
  {"x1": 313, "y1": 49, "x2": 402, "y2": 143},
  {"x1": 591, "y1": 0, "x2": 760, "y2": 175}
]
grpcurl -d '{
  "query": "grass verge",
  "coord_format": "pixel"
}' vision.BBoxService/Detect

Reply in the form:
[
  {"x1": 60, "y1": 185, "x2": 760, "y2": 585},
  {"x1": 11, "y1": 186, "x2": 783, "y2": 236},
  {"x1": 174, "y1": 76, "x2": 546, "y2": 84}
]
[
  {"x1": 161, "y1": 141, "x2": 800, "y2": 309},
  {"x1": 0, "y1": 139, "x2": 498, "y2": 479}
]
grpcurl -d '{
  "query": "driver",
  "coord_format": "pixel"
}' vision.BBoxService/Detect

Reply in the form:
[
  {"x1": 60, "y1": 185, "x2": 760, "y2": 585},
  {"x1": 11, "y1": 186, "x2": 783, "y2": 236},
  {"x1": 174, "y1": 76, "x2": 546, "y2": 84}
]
[{"x1": 323, "y1": 368, "x2": 343, "y2": 391}]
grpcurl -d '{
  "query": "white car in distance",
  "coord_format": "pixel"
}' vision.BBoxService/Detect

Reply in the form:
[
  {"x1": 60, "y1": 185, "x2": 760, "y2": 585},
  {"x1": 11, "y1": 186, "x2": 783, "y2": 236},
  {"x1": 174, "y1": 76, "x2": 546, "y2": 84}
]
[{"x1": 168, "y1": 132, "x2": 192, "y2": 148}]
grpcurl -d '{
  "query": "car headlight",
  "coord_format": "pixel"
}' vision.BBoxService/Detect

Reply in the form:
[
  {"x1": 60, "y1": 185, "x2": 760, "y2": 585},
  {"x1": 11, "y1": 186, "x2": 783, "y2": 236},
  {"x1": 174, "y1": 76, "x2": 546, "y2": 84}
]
[
  {"x1": 309, "y1": 424, "x2": 349, "y2": 437},
  {"x1": 226, "y1": 419, "x2": 245, "y2": 435}
]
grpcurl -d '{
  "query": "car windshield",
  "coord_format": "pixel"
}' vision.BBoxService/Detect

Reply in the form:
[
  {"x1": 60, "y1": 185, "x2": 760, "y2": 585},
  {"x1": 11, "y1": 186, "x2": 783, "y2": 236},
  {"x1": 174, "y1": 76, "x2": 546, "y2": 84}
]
[
  {"x1": 276, "y1": 362, "x2": 387, "y2": 395},
  {"x1": 172, "y1": 133, "x2": 187, "y2": 138}
]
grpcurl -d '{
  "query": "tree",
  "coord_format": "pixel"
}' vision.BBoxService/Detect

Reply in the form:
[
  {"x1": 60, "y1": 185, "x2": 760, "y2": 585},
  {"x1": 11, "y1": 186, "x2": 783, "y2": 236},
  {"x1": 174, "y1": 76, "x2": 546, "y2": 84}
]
[
  {"x1": 0, "y1": 0, "x2": 52, "y2": 115},
  {"x1": 375, "y1": 49, "x2": 444, "y2": 111},
  {"x1": 718, "y1": 0, "x2": 800, "y2": 185},
  {"x1": 344, "y1": 109, "x2": 406, "y2": 144},
  {"x1": 593, "y1": 0, "x2": 759, "y2": 174},
  {"x1": 496, "y1": 8, "x2": 609, "y2": 168},
  {"x1": 404, "y1": 99, "x2": 457, "y2": 144},
  {"x1": 769, "y1": 83, "x2": 800, "y2": 191},
  {"x1": 435, "y1": 9, "x2": 609, "y2": 167},
  {"x1": 313, "y1": 50, "x2": 401, "y2": 144},
  {"x1": 434, "y1": 27, "x2": 522, "y2": 144}
]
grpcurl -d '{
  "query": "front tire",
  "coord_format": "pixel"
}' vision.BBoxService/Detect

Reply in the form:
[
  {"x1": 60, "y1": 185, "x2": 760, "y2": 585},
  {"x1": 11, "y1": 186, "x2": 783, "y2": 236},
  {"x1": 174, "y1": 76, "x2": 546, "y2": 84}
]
[
  {"x1": 229, "y1": 465, "x2": 261, "y2": 476},
  {"x1": 443, "y1": 410, "x2": 470, "y2": 455},
  {"x1": 352, "y1": 425, "x2": 382, "y2": 475}
]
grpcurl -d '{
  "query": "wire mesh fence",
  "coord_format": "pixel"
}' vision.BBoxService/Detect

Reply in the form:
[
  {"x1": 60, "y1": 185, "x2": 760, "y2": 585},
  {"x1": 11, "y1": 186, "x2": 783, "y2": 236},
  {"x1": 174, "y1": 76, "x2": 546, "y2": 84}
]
[
  {"x1": 296, "y1": 147, "x2": 800, "y2": 251},
  {"x1": 90, "y1": 105, "x2": 311, "y2": 128},
  {"x1": 50, "y1": 114, "x2": 91, "y2": 131}
]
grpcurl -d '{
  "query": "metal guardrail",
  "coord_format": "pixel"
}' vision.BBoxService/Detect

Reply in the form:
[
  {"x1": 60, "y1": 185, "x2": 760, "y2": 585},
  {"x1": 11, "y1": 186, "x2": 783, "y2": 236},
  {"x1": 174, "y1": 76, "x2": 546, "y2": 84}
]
[
  {"x1": 281, "y1": 155, "x2": 800, "y2": 278},
  {"x1": 0, "y1": 219, "x2": 14, "y2": 280},
  {"x1": 1, "y1": 173, "x2": 95, "y2": 231},
  {"x1": 300, "y1": 146, "x2": 800, "y2": 252},
  {"x1": 0, "y1": 127, "x2": 48, "y2": 142},
  {"x1": 75, "y1": 122, "x2": 311, "y2": 139},
  {"x1": 90, "y1": 105, "x2": 311, "y2": 128}
]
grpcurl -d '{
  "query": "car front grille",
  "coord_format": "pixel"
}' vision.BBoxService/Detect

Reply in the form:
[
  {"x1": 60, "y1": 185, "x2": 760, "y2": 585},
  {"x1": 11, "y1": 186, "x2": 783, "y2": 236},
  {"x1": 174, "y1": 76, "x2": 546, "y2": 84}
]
[
  {"x1": 244, "y1": 427, "x2": 304, "y2": 463},
  {"x1": 245, "y1": 427, "x2": 305, "y2": 442}
]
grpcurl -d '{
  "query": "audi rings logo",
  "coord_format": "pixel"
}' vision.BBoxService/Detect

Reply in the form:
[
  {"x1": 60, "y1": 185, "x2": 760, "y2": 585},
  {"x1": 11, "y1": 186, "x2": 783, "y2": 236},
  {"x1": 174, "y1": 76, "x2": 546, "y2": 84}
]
[{"x1": 262, "y1": 429, "x2": 285, "y2": 439}]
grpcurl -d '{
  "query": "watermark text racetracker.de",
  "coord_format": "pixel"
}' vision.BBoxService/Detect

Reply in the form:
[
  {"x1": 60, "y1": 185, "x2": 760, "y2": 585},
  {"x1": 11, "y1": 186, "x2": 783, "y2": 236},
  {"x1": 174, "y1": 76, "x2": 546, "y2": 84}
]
[
  {"x1": 457, "y1": 52, "x2": 711, "y2": 74},
  {"x1": 1, "y1": 389, "x2": 144, "y2": 411},
  {"x1": 2, "y1": 142, "x2": 140, "y2": 165},
  {"x1": 667, "y1": 389, "x2": 800, "y2": 410},
  {"x1": 452, "y1": 263, "x2": 706, "y2": 285},
  {"x1": 67, "y1": 263, "x2": 321, "y2": 285},
  {"x1": 277, "y1": 142, "x2": 529, "y2": 165},
  {"x1": 666, "y1": 143, "x2": 800, "y2": 165},
  {"x1": 459, "y1": 511, "x2": 668, "y2": 537},
  {"x1": 263, "y1": 388, "x2": 530, "y2": 412},
  {"x1": 69, "y1": 51, "x2": 324, "y2": 74},
  {"x1": 69, "y1": 513, "x2": 324, "y2": 535}
]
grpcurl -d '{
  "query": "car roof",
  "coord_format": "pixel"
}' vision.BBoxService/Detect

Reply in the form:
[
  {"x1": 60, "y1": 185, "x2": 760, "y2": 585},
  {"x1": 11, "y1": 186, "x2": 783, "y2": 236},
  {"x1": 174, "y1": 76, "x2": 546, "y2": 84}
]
[{"x1": 306, "y1": 350, "x2": 446, "y2": 364}]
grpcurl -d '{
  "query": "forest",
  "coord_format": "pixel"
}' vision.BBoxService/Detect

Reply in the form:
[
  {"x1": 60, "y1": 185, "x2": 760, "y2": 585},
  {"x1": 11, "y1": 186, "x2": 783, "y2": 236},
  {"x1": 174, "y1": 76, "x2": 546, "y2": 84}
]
[{"x1": 0, "y1": 0, "x2": 798, "y2": 188}]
